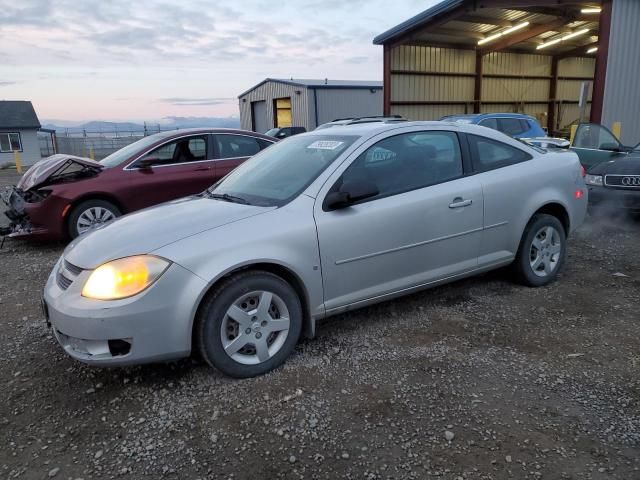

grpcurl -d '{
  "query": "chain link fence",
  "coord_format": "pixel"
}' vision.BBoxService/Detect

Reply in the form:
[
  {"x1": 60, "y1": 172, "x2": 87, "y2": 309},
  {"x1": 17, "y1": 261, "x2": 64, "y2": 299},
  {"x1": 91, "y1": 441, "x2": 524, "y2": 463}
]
[{"x1": 38, "y1": 126, "x2": 177, "y2": 160}]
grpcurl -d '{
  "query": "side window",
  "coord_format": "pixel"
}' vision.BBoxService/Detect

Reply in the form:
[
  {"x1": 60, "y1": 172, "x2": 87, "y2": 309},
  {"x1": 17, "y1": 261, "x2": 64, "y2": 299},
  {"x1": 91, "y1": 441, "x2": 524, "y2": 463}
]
[
  {"x1": 337, "y1": 131, "x2": 463, "y2": 202},
  {"x1": 216, "y1": 135, "x2": 262, "y2": 159},
  {"x1": 573, "y1": 124, "x2": 621, "y2": 150},
  {"x1": 135, "y1": 136, "x2": 207, "y2": 167},
  {"x1": 478, "y1": 117, "x2": 499, "y2": 131},
  {"x1": 0, "y1": 132, "x2": 22, "y2": 152},
  {"x1": 497, "y1": 118, "x2": 527, "y2": 137},
  {"x1": 256, "y1": 138, "x2": 274, "y2": 150},
  {"x1": 468, "y1": 134, "x2": 532, "y2": 172}
]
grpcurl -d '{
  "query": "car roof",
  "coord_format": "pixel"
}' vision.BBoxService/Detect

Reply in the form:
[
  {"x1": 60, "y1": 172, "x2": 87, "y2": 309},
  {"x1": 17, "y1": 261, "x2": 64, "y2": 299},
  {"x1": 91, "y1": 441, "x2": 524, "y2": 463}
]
[
  {"x1": 148, "y1": 128, "x2": 274, "y2": 140},
  {"x1": 443, "y1": 113, "x2": 535, "y2": 120},
  {"x1": 304, "y1": 120, "x2": 539, "y2": 151},
  {"x1": 304, "y1": 120, "x2": 474, "y2": 136}
]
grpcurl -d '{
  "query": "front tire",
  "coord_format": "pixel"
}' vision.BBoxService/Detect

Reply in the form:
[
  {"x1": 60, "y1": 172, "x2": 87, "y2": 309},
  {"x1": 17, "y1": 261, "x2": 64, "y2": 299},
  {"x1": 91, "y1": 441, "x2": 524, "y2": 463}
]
[
  {"x1": 514, "y1": 214, "x2": 566, "y2": 287},
  {"x1": 68, "y1": 199, "x2": 121, "y2": 238},
  {"x1": 196, "y1": 271, "x2": 302, "y2": 378}
]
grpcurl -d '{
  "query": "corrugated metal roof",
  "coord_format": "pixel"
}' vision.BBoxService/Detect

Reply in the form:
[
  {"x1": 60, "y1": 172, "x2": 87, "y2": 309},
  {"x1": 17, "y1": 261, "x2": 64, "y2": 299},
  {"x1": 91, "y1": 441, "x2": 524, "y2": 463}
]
[
  {"x1": 373, "y1": 0, "x2": 464, "y2": 45},
  {"x1": 373, "y1": 0, "x2": 600, "y2": 55},
  {"x1": 238, "y1": 79, "x2": 382, "y2": 98},
  {"x1": 0, "y1": 101, "x2": 41, "y2": 129}
]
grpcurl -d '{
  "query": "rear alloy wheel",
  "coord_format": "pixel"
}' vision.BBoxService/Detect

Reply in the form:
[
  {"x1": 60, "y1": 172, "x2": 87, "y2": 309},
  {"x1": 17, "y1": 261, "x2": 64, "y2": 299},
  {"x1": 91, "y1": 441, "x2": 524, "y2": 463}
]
[
  {"x1": 514, "y1": 214, "x2": 566, "y2": 287},
  {"x1": 68, "y1": 199, "x2": 121, "y2": 238},
  {"x1": 196, "y1": 271, "x2": 302, "y2": 378}
]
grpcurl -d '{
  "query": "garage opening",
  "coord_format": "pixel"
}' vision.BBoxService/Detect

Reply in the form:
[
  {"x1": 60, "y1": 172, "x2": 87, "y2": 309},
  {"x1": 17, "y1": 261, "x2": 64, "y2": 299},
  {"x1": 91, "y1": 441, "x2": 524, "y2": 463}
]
[
  {"x1": 374, "y1": 0, "x2": 608, "y2": 136},
  {"x1": 274, "y1": 97, "x2": 293, "y2": 127},
  {"x1": 251, "y1": 101, "x2": 268, "y2": 133}
]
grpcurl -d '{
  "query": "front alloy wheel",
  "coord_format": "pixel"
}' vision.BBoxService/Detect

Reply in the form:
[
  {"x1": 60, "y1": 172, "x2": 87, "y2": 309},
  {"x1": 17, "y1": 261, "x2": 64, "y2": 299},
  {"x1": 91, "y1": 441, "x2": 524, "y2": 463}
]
[
  {"x1": 196, "y1": 271, "x2": 302, "y2": 378},
  {"x1": 68, "y1": 199, "x2": 121, "y2": 238},
  {"x1": 221, "y1": 290, "x2": 291, "y2": 365}
]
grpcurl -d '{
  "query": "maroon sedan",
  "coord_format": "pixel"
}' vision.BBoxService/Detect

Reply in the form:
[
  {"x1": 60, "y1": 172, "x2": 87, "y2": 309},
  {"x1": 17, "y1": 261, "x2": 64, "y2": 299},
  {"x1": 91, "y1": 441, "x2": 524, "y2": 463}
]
[{"x1": 1, "y1": 129, "x2": 274, "y2": 240}]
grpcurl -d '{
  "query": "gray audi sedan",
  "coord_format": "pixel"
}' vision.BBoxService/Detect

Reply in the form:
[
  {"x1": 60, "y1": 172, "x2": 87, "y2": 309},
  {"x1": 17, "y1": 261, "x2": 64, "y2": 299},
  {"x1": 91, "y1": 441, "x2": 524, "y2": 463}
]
[{"x1": 44, "y1": 121, "x2": 587, "y2": 377}]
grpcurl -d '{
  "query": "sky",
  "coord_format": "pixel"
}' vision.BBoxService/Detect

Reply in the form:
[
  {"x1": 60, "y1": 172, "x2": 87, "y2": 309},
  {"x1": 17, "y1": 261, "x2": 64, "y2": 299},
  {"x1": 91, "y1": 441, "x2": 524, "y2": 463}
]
[{"x1": 0, "y1": 0, "x2": 437, "y2": 123}]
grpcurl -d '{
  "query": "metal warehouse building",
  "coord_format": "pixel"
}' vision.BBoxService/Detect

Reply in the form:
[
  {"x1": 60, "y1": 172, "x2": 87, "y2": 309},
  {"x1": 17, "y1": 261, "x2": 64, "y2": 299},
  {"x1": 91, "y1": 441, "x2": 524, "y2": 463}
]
[
  {"x1": 374, "y1": 0, "x2": 640, "y2": 144},
  {"x1": 238, "y1": 78, "x2": 383, "y2": 133}
]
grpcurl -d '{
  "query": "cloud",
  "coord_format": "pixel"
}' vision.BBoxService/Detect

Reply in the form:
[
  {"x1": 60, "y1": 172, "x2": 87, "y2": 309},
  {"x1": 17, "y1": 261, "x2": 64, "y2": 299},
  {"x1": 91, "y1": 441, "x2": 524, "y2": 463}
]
[
  {"x1": 159, "y1": 97, "x2": 236, "y2": 106},
  {"x1": 345, "y1": 56, "x2": 370, "y2": 64}
]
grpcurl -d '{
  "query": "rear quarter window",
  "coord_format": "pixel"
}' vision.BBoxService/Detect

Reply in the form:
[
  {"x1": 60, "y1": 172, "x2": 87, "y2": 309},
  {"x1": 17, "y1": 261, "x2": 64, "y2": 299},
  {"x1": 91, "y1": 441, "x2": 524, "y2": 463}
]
[{"x1": 468, "y1": 134, "x2": 532, "y2": 173}]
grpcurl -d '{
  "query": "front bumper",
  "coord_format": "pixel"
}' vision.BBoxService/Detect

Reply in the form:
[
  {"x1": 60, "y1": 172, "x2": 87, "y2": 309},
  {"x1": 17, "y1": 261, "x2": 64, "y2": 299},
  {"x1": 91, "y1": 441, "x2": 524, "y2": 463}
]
[
  {"x1": 588, "y1": 185, "x2": 640, "y2": 211},
  {"x1": 1, "y1": 186, "x2": 66, "y2": 240},
  {"x1": 43, "y1": 257, "x2": 208, "y2": 366}
]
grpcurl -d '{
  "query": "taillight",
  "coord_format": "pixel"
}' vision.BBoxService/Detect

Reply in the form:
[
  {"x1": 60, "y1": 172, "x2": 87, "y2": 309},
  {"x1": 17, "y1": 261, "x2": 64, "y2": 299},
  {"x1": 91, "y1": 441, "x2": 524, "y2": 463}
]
[
  {"x1": 580, "y1": 165, "x2": 586, "y2": 177},
  {"x1": 574, "y1": 189, "x2": 584, "y2": 199}
]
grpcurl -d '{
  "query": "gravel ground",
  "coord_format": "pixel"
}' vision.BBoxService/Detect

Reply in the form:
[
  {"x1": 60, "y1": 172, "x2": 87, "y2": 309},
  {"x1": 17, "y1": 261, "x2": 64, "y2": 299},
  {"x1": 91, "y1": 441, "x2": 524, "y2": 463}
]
[{"x1": 1, "y1": 169, "x2": 639, "y2": 480}]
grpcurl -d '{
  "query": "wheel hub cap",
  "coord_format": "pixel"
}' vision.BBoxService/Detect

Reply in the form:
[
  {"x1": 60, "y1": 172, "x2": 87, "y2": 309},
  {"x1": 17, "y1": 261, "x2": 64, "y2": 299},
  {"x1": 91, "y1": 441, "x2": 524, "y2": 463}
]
[
  {"x1": 529, "y1": 225, "x2": 562, "y2": 278},
  {"x1": 220, "y1": 290, "x2": 290, "y2": 365},
  {"x1": 76, "y1": 207, "x2": 116, "y2": 235}
]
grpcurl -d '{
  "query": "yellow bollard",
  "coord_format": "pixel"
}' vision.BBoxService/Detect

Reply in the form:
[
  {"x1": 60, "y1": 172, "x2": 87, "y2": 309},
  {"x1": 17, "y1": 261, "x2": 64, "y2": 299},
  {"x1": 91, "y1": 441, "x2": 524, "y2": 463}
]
[
  {"x1": 569, "y1": 124, "x2": 578, "y2": 145},
  {"x1": 89, "y1": 147, "x2": 95, "y2": 160},
  {"x1": 14, "y1": 150, "x2": 22, "y2": 174},
  {"x1": 612, "y1": 121, "x2": 622, "y2": 140}
]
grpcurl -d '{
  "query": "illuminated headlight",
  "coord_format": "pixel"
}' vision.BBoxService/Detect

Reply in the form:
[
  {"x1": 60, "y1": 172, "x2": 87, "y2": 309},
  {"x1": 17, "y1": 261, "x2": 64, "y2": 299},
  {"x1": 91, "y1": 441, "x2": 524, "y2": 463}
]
[
  {"x1": 585, "y1": 174, "x2": 603, "y2": 186},
  {"x1": 82, "y1": 256, "x2": 170, "y2": 300}
]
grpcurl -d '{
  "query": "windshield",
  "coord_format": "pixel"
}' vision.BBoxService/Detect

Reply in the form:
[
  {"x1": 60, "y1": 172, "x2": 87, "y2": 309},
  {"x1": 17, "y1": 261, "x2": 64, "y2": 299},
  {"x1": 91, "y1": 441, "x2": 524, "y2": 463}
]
[
  {"x1": 209, "y1": 135, "x2": 358, "y2": 207},
  {"x1": 264, "y1": 128, "x2": 279, "y2": 137},
  {"x1": 99, "y1": 134, "x2": 171, "y2": 168}
]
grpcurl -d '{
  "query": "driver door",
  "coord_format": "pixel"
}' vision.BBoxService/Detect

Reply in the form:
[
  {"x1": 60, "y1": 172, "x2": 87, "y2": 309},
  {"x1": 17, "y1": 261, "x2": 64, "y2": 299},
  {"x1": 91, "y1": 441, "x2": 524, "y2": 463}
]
[
  {"x1": 314, "y1": 128, "x2": 483, "y2": 313},
  {"x1": 571, "y1": 123, "x2": 627, "y2": 169},
  {"x1": 120, "y1": 134, "x2": 215, "y2": 211}
]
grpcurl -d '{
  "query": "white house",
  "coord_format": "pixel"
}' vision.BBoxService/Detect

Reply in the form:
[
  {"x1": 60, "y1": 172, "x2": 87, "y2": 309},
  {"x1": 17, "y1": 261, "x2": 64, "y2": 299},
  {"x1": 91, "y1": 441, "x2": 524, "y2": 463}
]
[{"x1": 0, "y1": 101, "x2": 42, "y2": 167}]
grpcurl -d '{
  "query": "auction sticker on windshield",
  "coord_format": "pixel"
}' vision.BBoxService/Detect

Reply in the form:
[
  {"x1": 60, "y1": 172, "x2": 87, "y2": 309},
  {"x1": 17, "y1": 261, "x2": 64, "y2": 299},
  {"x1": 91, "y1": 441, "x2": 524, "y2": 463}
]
[{"x1": 307, "y1": 140, "x2": 344, "y2": 150}]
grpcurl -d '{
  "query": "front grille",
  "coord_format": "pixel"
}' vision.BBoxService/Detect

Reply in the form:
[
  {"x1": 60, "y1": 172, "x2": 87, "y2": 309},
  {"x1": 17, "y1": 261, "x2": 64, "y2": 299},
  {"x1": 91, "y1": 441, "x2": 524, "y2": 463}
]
[
  {"x1": 605, "y1": 175, "x2": 640, "y2": 188},
  {"x1": 56, "y1": 259, "x2": 84, "y2": 291},
  {"x1": 56, "y1": 272, "x2": 73, "y2": 290},
  {"x1": 64, "y1": 260, "x2": 83, "y2": 276}
]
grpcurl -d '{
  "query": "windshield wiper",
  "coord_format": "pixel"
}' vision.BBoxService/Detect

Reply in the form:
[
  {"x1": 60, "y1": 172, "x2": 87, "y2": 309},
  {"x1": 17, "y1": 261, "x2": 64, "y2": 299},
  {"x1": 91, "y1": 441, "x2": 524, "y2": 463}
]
[{"x1": 206, "y1": 191, "x2": 250, "y2": 205}]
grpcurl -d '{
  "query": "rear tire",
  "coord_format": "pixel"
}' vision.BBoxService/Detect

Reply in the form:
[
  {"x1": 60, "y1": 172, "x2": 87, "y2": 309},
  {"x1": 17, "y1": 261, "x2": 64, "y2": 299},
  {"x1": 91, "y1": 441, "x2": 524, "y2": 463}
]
[
  {"x1": 196, "y1": 271, "x2": 302, "y2": 378},
  {"x1": 513, "y1": 214, "x2": 566, "y2": 287},
  {"x1": 67, "y1": 199, "x2": 121, "y2": 238}
]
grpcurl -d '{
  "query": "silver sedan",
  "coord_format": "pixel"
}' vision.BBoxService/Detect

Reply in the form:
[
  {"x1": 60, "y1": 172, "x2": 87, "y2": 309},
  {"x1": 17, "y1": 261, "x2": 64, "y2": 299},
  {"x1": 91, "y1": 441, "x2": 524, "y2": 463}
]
[{"x1": 44, "y1": 122, "x2": 587, "y2": 377}]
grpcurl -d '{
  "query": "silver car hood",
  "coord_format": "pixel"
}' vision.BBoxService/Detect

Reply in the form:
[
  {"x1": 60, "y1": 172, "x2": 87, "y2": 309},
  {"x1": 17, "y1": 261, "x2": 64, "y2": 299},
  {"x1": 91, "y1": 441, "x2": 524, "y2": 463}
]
[{"x1": 64, "y1": 196, "x2": 275, "y2": 269}]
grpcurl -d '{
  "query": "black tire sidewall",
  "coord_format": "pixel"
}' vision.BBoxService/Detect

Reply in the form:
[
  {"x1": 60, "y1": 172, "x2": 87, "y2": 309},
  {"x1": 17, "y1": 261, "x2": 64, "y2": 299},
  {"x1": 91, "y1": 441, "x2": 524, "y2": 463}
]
[
  {"x1": 198, "y1": 272, "x2": 302, "y2": 378},
  {"x1": 516, "y1": 214, "x2": 567, "y2": 287},
  {"x1": 68, "y1": 199, "x2": 121, "y2": 239}
]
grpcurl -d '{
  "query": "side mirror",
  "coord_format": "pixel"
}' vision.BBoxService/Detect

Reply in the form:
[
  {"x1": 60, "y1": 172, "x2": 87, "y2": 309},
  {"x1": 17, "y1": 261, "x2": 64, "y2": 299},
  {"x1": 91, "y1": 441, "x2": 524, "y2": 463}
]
[
  {"x1": 276, "y1": 132, "x2": 288, "y2": 138},
  {"x1": 136, "y1": 158, "x2": 157, "y2": 170},
  {"x1": 600, "y1": 142, "x2": 621, "y2": 152},
  {"x1": 324, "y1": 180, "x2": 379, "y2": 210}
]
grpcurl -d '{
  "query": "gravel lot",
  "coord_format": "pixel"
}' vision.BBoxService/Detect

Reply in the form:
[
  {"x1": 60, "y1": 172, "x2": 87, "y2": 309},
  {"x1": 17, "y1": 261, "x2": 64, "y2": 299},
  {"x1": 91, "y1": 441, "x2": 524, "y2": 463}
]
[{"x1": 1, "y1": 169, "x2": 639, "y2": 480}]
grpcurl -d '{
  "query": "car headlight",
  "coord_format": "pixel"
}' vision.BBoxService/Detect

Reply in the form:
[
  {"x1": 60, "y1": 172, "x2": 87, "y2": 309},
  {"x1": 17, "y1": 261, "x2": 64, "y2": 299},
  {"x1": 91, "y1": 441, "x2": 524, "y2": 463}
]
[
  {"x1": 585, "y1": 174, "x2": 603, "y2": 186},
  {"x1": 82, "y1": 255, "x2": 170, "y2": 300}
]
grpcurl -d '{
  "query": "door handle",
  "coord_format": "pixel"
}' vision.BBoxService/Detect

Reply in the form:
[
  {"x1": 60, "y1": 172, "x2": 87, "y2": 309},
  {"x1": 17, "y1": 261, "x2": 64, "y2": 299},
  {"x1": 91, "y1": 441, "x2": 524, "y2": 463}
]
[
  {"x1": 194, "y1": 167, "x2": 210, "y2": 172},
  {"x1": 449, "y1": 198, "x2": 472, "y2": 209}
]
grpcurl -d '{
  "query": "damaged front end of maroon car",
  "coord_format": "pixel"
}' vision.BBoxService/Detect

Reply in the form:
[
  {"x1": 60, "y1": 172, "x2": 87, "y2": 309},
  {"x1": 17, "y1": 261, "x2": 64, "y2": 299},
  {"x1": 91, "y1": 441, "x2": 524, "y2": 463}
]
[{"x1": 1, "y1": 155, "x2": 103, "y2": 239}]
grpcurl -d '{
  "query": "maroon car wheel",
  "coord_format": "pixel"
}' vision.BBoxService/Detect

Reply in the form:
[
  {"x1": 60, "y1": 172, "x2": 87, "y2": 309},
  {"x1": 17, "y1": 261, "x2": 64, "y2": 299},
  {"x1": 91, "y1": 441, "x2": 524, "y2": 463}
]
[{"x1": 68, "y1": 199, "x2": 121, "y2": 238}]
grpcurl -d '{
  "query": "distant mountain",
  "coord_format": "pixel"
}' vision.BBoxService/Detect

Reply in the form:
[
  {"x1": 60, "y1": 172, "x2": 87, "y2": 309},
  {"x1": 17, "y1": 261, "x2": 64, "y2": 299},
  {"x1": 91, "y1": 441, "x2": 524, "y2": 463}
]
[{"x1": 41, "y1": 116, "x2": 241, "y2": 135}]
